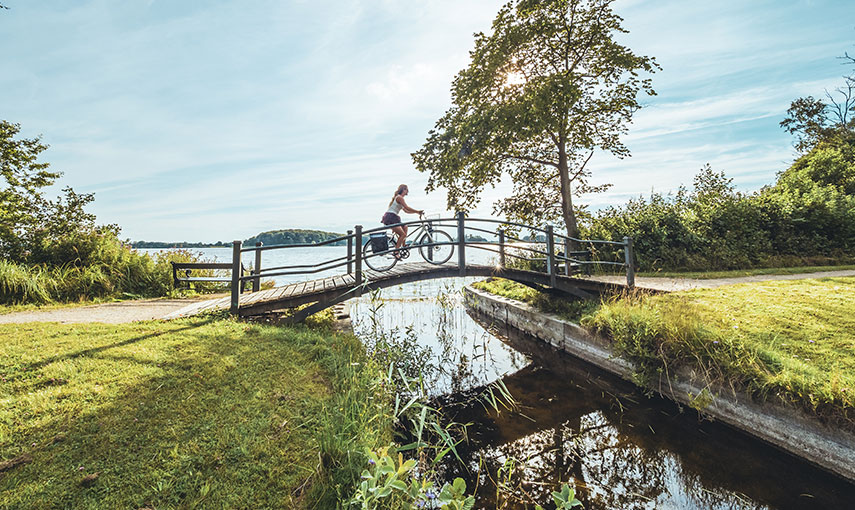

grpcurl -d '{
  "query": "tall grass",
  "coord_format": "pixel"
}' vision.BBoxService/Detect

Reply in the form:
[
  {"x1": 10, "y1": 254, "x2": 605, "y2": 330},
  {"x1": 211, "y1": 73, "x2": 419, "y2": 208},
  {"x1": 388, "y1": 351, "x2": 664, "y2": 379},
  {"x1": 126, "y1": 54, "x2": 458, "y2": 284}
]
[{"x1": 0, "y1": 234, "x2": 226, "y2": 305}]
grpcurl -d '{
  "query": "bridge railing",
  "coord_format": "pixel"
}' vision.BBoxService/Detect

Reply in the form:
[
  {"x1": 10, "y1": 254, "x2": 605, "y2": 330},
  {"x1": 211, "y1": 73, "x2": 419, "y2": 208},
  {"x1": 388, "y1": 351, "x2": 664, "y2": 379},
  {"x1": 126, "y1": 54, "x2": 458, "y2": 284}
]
[{"x1": 228, "y1": 212, "x2": 635, "y2": 313}]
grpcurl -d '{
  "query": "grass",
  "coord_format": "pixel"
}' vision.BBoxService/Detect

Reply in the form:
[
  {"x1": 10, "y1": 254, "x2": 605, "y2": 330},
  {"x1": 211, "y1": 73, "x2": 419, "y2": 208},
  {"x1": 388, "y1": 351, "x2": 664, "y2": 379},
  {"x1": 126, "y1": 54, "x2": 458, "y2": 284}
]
[
  {"x1": 0, "y1": 316, "x2": 392, "y2": 509},
  {"x1": 474, "y1": 277, "x2": 855, "y2": 428},
  {"x1": 636, "y1": 264, "x2": 855, "y2": 279},
  {"x1": 471, "y1": 278, "x2": 598, "y2": 322}
]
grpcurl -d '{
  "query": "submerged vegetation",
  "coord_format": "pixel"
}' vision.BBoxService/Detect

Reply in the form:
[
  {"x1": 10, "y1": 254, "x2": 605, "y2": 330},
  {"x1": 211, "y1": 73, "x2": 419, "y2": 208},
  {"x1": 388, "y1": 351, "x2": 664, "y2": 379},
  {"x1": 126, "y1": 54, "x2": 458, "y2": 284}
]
[{"x1": 475, "y1": 277, "x2": 855, "y2": 428}]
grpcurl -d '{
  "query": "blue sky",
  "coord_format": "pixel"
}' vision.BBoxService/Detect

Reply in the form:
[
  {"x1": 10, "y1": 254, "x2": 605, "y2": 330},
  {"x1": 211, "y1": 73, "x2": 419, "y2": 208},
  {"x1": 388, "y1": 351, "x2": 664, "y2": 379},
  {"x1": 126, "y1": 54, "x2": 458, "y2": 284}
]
[{"x1": 1, "y1": 0, "x2": 852, "y2": 242}]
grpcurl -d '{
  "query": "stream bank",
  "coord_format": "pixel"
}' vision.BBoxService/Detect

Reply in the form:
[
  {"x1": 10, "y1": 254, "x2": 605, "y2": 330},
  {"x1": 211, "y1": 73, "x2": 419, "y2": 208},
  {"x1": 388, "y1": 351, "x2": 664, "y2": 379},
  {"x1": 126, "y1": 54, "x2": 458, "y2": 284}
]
[{"x1": 463, "y1": 284, "x2": 855, "y2": 483}]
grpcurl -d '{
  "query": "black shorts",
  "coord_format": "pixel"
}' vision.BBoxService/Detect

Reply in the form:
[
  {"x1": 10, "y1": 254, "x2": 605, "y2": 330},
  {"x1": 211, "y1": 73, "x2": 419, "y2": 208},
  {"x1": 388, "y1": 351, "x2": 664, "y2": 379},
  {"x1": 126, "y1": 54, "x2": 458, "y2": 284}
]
[{"x1": 381, "y1": 212, "x2": 401, "y2": 225}]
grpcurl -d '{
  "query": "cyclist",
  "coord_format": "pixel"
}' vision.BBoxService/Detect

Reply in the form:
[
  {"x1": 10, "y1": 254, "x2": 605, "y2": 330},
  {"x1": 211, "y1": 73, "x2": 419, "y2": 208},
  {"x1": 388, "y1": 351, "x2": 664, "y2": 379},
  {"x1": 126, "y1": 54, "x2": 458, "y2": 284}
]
[{"x1": 381, "y1": 184, "x2": 424, "y2": 258}]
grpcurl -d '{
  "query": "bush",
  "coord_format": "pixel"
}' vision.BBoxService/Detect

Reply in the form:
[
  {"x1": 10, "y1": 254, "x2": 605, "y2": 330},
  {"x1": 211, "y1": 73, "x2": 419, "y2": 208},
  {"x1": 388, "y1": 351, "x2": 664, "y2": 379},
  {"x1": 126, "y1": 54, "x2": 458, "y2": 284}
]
[
  {"x1": 582, "y1": 152, "x2": 855, "y2": 272},
  {"x1": 0, "y1": 233, "x2": 222, "y2": 305}
]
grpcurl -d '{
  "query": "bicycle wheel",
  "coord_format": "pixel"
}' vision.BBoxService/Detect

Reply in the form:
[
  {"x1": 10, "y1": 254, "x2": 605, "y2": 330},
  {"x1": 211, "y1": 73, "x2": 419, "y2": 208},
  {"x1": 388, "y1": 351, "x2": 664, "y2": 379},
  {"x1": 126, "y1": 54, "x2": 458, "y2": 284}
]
[
  {"x1": 363, "y1": 238, "x2": 398, "y2": 272},
  {"x1": 418, "y1": 230, "x2": 454, "y2": 265}
]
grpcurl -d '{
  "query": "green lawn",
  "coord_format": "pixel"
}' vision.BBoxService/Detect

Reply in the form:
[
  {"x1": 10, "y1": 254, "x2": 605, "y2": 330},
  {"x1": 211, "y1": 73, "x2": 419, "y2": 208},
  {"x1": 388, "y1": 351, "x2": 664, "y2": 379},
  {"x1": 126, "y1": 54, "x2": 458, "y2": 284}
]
[
  {"x1": 0, "y1": 316, "x2": 390, "y2": 509},
  {"x1": 475, "y1": 277, "x2": 855, "y2": 427},
  {"x1": 636, "y1": 264, "x2": 855, "y2": 279}
]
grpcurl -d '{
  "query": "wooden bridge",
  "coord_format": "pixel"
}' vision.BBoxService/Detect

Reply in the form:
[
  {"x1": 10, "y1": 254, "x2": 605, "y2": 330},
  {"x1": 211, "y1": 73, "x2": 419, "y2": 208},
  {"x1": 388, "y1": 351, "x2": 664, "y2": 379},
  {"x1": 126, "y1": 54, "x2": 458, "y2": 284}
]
[{"x1": 166, "y1": 214, "x2": 636, "y2": 321}]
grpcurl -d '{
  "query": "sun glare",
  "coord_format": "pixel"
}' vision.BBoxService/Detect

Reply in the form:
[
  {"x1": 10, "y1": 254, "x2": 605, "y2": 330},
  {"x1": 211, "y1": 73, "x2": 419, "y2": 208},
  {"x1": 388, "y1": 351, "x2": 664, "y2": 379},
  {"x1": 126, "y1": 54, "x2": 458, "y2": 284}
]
[{"x1": 504, "y1": 71, "x2": 527, "y2": 86}]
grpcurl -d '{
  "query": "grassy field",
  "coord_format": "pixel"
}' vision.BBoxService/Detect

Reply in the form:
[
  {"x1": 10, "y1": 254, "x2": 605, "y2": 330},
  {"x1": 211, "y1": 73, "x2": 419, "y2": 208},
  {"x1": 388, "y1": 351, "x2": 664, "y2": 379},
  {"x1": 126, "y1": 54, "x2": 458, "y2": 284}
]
[
  {"x1": 0, "y1": 316, "x2": 391, "y2": 509},
  {"x1": 636, "y1": 264, "x2": 855, "y2": 279},
  {"x1": 475, "y1": 276, "x2": 855, "y2": 428}
]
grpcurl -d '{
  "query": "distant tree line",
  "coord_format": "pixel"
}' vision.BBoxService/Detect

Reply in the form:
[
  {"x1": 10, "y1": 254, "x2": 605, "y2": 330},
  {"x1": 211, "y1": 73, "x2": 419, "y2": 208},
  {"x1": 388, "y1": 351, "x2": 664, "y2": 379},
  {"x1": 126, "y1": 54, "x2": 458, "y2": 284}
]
[
  {"x1": 244, "y1": 229, "x2": 347, "y2": 247},
  {"x1": 129, "y1": 241, "x2": 229, "y2": 249}
]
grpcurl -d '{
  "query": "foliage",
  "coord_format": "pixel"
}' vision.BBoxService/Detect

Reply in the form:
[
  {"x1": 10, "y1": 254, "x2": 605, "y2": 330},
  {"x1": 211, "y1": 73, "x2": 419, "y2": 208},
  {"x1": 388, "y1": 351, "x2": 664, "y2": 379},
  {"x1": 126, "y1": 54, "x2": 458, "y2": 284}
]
[
  {"x1": 245, "y1": 228, "x2": 347, "y2": 247},
  {"x1": 0, "y1": 317, "x2": 394, "y2": 509},
  {"x1": 412, "y1": 0, "x2": 657, "y2": 239},
  {"x1": 780, "y1": 52, "x2": 854, "y2": 153},
  {"x1": 349, "y1": 447, "x2": 475, "y2": 510},
  {"x1": 0, "y1": 120, "x2": 228, "y2": 305},
  {"x1": 583, "y1": 155, "x2": 855, "y2": 271},
  {"x1": 0, "y1": 121, "x2": 113, "y2": 263},
  {"x1": 535, "y1": 484, "x2": 583, "y2": 510}
]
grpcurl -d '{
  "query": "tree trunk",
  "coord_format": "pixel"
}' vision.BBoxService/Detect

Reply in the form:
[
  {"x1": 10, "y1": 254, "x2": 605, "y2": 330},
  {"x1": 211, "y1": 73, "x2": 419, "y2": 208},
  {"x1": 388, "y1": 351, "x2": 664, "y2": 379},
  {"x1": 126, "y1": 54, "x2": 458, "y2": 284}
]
[{"x1": 557, "y1": 140, "x2": 581, "y2": 251}]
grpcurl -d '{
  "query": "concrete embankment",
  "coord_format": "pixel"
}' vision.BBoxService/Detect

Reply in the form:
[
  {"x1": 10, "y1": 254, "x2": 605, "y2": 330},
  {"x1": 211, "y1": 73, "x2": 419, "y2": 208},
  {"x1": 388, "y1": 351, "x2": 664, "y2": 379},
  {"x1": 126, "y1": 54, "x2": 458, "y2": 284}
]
[{"x1": 463, "y1": 285, "x2": 855, "y2": 482}]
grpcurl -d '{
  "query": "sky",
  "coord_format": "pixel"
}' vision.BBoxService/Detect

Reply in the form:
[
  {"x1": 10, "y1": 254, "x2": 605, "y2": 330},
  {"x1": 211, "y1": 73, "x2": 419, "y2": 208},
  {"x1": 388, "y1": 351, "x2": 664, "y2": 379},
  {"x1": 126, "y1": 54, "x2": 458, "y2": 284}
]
[{"x1": 1, "y1": 0, "x2": 853, "y2": 242}]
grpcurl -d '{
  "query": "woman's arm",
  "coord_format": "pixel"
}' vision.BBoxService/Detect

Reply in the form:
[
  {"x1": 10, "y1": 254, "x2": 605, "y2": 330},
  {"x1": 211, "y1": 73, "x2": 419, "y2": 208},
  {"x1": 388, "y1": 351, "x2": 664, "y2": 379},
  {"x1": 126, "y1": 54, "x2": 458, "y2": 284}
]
[{"x1": 396, "y1": 196, "x2": 424, "y2": 215}]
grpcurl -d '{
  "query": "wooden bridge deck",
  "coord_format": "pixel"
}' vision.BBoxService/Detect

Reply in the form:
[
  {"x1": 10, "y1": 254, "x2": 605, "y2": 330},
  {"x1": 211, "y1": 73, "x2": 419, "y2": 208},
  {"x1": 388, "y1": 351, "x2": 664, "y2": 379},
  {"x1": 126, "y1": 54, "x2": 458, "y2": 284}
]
[{"x1": 164, "y1": 260, "x2": 623, "y2": 320}]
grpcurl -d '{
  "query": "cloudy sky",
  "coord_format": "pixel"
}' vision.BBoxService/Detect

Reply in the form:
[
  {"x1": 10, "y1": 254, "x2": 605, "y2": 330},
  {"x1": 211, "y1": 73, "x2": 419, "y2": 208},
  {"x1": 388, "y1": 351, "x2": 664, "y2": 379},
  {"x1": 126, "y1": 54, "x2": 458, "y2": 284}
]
[{"x1": 1, "y1": 0, "x2": 852, "y2": 242}]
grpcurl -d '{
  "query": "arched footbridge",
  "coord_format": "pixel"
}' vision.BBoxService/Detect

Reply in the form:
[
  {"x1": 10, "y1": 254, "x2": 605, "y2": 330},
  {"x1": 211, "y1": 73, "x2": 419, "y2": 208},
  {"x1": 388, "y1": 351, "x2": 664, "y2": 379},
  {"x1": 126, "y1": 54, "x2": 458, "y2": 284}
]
[{"x1": 165, "y1": 214, "x2": 636, "y2": 322}]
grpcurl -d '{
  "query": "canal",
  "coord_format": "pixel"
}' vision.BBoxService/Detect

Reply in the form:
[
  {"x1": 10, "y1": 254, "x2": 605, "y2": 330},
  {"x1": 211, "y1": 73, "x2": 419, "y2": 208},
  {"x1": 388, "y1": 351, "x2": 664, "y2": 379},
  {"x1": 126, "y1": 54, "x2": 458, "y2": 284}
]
[{"x1": 349, "y1": 279, "x2": 855, "y2": 510}]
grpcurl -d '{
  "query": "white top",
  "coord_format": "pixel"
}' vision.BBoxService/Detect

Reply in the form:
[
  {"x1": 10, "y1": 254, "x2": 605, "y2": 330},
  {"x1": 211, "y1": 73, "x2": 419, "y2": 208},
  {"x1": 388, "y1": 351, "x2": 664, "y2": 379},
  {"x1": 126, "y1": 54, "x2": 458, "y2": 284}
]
[{"x1": 386, "y1": 198, "x2": 403, "y2": 215}]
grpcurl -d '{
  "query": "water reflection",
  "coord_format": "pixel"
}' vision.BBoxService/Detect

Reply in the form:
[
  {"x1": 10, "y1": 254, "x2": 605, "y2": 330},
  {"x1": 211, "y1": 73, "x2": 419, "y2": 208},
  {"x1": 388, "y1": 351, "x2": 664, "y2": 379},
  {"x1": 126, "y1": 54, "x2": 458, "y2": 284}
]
[
  {"x1": 439, "y1": 312, "x2": 855, "y2": 510},
  {"x1": 349, "y1": 281, "x2": 855, "y2": 509},
  {"x1": 350, "y1": 279, "x2": 529, "y2": 395}
]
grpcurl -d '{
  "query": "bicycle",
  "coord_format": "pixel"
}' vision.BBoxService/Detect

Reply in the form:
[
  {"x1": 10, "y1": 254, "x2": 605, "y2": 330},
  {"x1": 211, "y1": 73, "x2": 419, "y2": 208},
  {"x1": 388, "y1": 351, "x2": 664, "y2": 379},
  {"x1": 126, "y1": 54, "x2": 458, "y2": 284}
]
[{"x1": 363, "y1": 214, "x2": 455, "y2": 271}]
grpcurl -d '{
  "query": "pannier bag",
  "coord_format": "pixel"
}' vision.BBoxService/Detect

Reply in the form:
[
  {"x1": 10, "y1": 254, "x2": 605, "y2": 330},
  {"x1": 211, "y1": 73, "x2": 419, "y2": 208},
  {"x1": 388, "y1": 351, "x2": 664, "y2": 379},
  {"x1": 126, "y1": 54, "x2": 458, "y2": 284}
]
[{"x1": 369, "y1": 233, "x2": 389, "y2": 253}]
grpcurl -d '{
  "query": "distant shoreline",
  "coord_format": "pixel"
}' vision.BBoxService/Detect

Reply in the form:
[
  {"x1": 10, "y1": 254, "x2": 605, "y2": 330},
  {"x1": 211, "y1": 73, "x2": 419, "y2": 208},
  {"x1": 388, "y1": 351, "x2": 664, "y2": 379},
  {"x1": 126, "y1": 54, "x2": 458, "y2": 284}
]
[
  {"x1": 129, "y1": 242, "x2": 228, "y2": 249},
  {"x1": 130, "y1": 228, "x2": 348, "y2": 249}
]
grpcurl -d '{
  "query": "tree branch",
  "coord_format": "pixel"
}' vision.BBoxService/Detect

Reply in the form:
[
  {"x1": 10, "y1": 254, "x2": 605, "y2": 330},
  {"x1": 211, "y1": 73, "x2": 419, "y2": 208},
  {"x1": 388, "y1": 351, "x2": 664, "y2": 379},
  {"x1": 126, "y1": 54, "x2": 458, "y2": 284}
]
[{"x1": 500, "y1": 153, "x2": 559, "y2": 168}]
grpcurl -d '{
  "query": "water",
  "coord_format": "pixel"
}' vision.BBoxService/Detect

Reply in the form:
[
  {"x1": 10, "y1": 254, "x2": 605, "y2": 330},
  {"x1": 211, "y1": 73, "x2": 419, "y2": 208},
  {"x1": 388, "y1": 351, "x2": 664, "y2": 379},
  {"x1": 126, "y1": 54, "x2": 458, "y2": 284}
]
[{"x1": 348, "y1": 280, "x2": 855, "y2": 510}]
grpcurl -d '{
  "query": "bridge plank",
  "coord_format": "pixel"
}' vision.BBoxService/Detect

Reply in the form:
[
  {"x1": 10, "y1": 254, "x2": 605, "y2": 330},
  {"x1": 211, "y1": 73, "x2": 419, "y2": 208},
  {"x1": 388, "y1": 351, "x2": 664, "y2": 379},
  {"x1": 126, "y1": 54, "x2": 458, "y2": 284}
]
[{"x1": 282, "y1": 282, "x2": 299, "y2": 298}]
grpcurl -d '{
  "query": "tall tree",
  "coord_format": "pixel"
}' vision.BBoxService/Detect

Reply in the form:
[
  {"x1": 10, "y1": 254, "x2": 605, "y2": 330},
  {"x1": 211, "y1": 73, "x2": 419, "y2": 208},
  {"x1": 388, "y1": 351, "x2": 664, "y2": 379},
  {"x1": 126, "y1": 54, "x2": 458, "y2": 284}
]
[
  {"x1": 0, "y1": 120, "x2": 97, "y2": 261},
  {"x1": 781, "y1": 52, "x2": 855, "y2": 153},
  {"x1": 412, "y1": 0, "x2": 657, "y2": 240}
]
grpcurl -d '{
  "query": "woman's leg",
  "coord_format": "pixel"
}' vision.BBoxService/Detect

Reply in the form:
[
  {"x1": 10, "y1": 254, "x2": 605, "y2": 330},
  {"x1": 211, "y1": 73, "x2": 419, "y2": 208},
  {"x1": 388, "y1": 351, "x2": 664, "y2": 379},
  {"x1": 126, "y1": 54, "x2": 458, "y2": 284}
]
[
  {"x1": 397, "y1": 225, "x2": 408, "y2": 249},
  {"x1": 391, "y1": 225, "x2": 406, "y2": 250}
]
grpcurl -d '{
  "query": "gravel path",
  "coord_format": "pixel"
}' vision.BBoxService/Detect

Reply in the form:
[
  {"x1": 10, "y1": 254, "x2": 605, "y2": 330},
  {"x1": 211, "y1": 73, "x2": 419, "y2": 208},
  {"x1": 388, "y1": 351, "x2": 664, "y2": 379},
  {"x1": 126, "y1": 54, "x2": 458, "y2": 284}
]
[
  {"x1": 589, "y1": 269, "x2": 855, "y2": 292},
  {"x1": 0, "y1": 296, "x2": 225, "y2": 325},
  {"x1": 3, "y1": 270, "x2": 854, "y2": 324}
]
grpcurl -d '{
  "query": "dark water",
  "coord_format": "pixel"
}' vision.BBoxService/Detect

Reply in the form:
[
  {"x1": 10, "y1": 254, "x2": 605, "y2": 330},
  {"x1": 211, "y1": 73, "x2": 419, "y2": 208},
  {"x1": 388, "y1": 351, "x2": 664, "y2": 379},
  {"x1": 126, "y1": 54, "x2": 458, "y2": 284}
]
[{"x1": 350, "y1": 282, "x2": 855, "y2": 510}]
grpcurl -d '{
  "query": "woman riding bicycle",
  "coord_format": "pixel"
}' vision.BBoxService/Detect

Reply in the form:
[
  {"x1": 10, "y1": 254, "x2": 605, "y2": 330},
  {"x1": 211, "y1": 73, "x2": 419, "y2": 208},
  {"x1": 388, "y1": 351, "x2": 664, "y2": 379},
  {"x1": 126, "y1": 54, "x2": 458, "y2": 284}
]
[{"x1": 381, "y1": 184, "x2": 424, "y2": 258}]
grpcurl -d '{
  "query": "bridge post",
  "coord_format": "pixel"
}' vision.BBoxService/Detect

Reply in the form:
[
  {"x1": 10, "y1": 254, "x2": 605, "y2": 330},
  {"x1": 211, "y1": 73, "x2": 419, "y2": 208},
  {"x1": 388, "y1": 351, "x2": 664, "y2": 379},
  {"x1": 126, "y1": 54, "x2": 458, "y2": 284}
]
[
  {"x1": 546, "y1": 225, "x2": 556, "y2": 288},
  {"x1": 624, "y1": 236, "x2": 635, "y2": 288},
  {"x1": 354, "y1": 225, "x2": 363, "y2": 286},
  {"x1": 252, "y1": 242, "x2": 262, "y2": 292},
  {"x1": 346, "y1": 229, "x2": 353, "y2": 274},
  {"x1": 498, "y1": 230, "x2": 505, "y2": 268},
  {"x1": 230, "y1": 240, "x2": 242, "y2": 314},
  {"x1": 457, "y1": 211, "x2": 465, "y2": 277},
  {"x1": 564, "y1": 237, "x2": 571, "y2": 276}
]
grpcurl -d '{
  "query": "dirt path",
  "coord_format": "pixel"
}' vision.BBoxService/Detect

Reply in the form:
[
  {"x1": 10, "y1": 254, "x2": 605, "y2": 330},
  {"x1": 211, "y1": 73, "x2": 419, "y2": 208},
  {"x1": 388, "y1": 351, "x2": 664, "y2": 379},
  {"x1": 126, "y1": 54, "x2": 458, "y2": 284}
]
[{"x1": 0, "y1": 296, "x2": 226, "y2": 325}]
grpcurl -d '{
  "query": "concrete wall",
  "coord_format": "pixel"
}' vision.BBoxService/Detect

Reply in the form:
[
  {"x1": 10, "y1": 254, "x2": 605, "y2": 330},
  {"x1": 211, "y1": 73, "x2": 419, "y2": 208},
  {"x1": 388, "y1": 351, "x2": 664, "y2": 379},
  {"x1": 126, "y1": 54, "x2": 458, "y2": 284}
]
[{"x1": 464, "y1": 285, "x2": 855, "y2": 482}]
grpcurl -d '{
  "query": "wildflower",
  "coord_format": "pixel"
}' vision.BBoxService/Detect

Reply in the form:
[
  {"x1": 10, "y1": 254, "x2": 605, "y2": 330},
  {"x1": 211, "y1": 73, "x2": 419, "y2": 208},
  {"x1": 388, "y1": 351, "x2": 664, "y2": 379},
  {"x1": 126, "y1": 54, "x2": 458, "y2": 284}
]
[
  {"x1": 426, "y1": 488, "x2": 437, "y2": 500},
  {"x1": 368, "y1": 458, "x2": 375, "y2": 466},
  {"x1": 78, "y1": 466, "x2": 84, "y2": 471}
]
